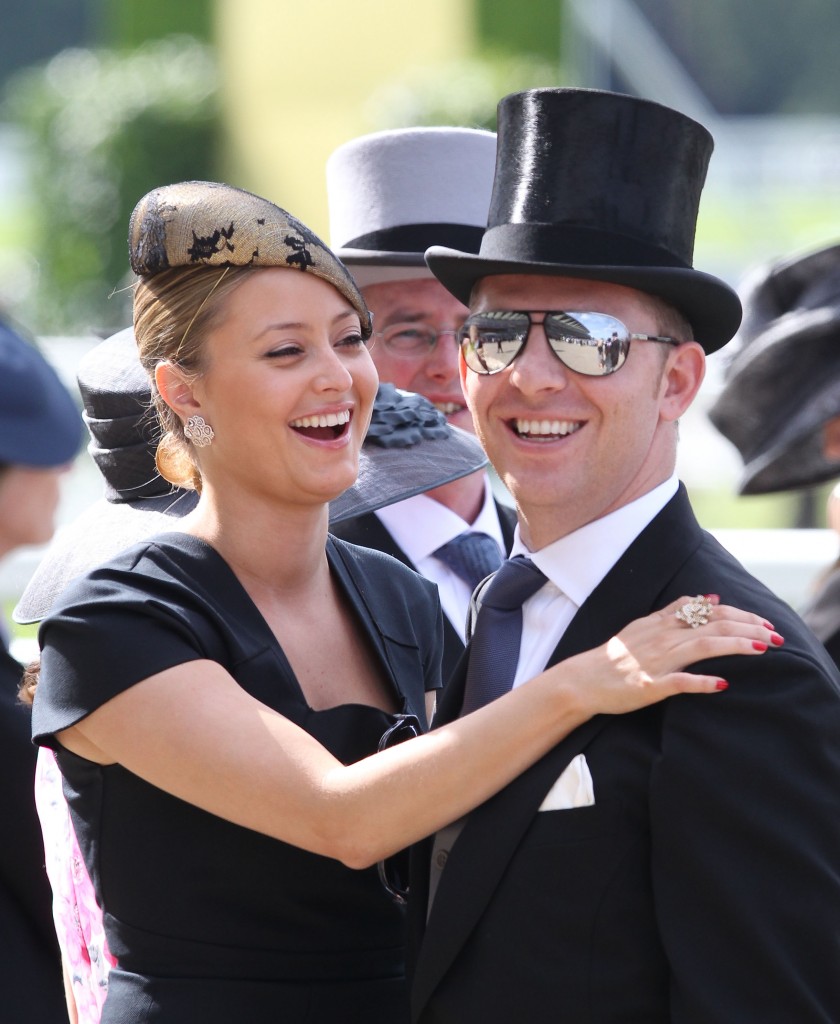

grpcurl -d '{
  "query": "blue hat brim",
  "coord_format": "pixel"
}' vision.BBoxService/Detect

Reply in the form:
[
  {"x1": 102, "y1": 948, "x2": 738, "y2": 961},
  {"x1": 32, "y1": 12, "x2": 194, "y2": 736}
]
[{"x1": 0, "y1": 322, "x2": 84, "y2": 467}]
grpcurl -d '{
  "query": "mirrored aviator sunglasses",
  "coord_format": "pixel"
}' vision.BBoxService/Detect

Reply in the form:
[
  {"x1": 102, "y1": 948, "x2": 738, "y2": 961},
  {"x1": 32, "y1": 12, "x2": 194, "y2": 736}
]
[
  {"x1": 458, "y1": 310, "x2": 683, "y2": 376},
  {"x1": 376, "y1": 713, "x2": 421, "y2": 905}
]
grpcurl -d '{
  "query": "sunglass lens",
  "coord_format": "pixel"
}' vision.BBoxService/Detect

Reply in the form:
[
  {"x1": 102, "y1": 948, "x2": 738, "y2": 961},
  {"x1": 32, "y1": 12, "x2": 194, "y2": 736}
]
[
  {"x1": 544, "y1": 312, "x2": 629, "y2": 376},
  {"x1": 459, "y1": 312, "x2": 530, "y2": 374}
]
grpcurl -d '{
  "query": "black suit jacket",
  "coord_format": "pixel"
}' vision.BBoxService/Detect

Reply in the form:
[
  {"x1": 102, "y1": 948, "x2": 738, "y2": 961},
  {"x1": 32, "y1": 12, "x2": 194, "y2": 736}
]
[
  {"x1": 408, "y1": 486, "x2": 840, "y2": 1023},
  {"x1": 331, "y1": 501, "x2": 517, "y2": 681}
]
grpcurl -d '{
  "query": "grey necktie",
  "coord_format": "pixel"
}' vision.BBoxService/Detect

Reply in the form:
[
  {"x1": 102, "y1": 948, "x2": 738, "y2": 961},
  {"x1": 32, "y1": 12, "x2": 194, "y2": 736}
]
[
  {"x1": 460, "y1": 555, "x2": 548, "y2": 715},
  {"x1": 433, "y1": 531, "x2": 503, "y2": 591}
]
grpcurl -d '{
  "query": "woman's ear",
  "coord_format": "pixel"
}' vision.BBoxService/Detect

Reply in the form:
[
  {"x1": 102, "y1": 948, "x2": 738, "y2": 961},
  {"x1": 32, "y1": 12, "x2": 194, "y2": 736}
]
[{"x1": 155, "y1": 361, "x2": 201, "y2": 419}]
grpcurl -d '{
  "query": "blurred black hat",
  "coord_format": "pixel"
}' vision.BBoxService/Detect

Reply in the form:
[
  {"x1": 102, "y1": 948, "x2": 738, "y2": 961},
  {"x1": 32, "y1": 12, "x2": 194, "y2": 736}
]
[
  {"x1": 425, "y1": 87, "x2": 741, "y2": 352},
  {"x1": 708, "y1": 242, "x2": 840, "y2": 494}
]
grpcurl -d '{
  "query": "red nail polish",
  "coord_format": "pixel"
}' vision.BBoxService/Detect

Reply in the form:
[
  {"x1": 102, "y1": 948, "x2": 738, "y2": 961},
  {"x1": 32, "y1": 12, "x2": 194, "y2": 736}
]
[
  {"x1": 753, "y1": 641, "x2": 768, "y2": 652},
  {"x1": 715, "y1": 680, "x2": 729, "y2": 690},
  {"x1": 704, "y1": 594, "x2": 720, "y2": 602},
  {"x1": 763, "y1": 621, "x2": 775, "y2": 630},
  {"x1": 770, "y1": 633, "x2": 784, "y2": 646}
]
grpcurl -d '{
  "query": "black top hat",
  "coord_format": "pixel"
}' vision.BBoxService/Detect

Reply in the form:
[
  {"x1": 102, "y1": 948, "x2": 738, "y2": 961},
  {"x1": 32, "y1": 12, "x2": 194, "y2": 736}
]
[
  {"x1": 425, "y1": 88, "x2": 741, "y2": 352},
  {"x1": 79, "y1": 327, "x2": 177, "y2": 503},
  {"x1": 708, "y1": 243, "x2": 840, "y2": 494}
]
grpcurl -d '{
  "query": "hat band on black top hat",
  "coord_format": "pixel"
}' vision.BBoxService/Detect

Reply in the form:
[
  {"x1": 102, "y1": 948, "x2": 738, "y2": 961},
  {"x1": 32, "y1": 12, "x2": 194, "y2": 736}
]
[
  {"x1": 84, "y1": 411, "x2": 156, "y2": 450},
  {"x1": 478, "y1": 223, "x2": 691, "y2": 270},
  {"x1": 88, "y1": 441, "x2": 173, "y2": 503},
  {"x1": 344, "y1": 223, "x2": 486, "y2": 255}
]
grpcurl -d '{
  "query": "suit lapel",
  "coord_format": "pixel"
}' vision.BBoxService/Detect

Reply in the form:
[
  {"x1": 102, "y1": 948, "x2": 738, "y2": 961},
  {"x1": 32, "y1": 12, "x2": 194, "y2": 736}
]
[
  {"x1": 331, "y1": 513, "x2": 467, "y2": 675},
  {"x1": 546, "y1": 485, "x2": 703, "y2": 665},
  {"x1": 411, "y1": 716, "x2": 608, "y2": 1018},
  {"x1": 411, "y1": 487, "x2": 705, "y2": 1016}
]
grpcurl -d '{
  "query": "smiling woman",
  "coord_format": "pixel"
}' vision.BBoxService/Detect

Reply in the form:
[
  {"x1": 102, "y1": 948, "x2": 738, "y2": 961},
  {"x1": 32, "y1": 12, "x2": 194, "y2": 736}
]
[
  {"x1": 27, "y1": 181, "x2": 775, "y2": 1024},
  {"x1": 146, "y1": 266, "x2": 378, "y2": 520}
]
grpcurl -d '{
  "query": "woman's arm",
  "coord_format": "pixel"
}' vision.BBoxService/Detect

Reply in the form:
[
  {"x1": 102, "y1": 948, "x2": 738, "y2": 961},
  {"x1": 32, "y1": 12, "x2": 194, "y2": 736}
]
[{"x1": 56, "y1": 598, "x2": 775, "y2": 867}]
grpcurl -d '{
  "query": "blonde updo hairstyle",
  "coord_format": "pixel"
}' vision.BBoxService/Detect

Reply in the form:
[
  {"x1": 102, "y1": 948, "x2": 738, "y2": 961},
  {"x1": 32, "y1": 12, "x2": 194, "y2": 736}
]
[{"x1": 133, "y1": 264, "x2": 253, "y2": 492}]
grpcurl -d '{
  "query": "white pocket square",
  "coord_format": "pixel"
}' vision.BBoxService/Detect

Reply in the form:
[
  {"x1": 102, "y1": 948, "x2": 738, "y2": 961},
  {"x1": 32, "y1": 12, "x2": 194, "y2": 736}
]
[{"x1": 538, "y1": 753, "x2": 595, "y2": 811}]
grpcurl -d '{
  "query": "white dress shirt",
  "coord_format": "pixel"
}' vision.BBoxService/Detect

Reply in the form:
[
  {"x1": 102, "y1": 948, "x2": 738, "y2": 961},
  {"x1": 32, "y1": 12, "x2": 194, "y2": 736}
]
[
  {"x1": 507, "y1": 474, "x2": 679, "y2": 687},
  {"x1": 375, "y1": 478, "x2": 507, "y2": 638},
  {"x1": 427, "y1": 475, "x2": 679, "y2": 912}
]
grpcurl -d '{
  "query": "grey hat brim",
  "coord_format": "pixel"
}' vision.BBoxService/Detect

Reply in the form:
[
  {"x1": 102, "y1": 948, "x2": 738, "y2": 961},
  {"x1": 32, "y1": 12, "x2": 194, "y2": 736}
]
[
  {"x1": 333, "y1": 253, "x2": 434, "y2": 290},
  {"x1": 425, "y1": 246, "x2": 742, "y2": 354},
  {"x1": 13, "y1": 490, "x2": 198, "y2": 624},
  {"x1": 329, "y1": 420, "x2": 486, "y2": 523},
  {"x1": 335, "y1": 250, "x2": 426, "y2": 267}
]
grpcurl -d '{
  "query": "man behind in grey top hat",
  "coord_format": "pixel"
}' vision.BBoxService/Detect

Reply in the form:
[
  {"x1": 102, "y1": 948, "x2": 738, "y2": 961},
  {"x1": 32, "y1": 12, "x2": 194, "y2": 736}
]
[
  {"x1": 407, "y1": 88, "x2": 840, "y2": 1023},
  {"x1": 327, "y1": 128, "x2": 516, "y2": 681}
]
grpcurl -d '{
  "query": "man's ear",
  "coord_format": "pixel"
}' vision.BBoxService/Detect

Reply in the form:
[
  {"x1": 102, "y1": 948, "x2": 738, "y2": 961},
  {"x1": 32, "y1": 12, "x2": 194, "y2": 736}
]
[
  {"x1": 458, "y1": 348, "x2": 469, "y2": 395},
  {"x1": 658, "y1": 342, "x2": 705, "y2": 423},
  {"x1": 155, "y1": 361, "x2": 201, "y2": 420}
]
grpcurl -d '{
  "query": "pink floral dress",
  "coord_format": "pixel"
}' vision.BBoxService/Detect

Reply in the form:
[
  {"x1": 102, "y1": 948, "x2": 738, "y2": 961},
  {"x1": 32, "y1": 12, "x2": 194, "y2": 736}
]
[{"x1": 35, "y1": 748, "x2": 116, "y2": 1023}]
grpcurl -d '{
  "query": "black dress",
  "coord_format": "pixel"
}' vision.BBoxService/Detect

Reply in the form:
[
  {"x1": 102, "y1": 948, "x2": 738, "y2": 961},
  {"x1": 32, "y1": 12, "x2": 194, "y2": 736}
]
[
  {"x1": 32, "y1": 533, "x2": 443, "y2": 1024},
  {"x1": 0, "y1": 646, "x2": 66, "y2": 1024}
]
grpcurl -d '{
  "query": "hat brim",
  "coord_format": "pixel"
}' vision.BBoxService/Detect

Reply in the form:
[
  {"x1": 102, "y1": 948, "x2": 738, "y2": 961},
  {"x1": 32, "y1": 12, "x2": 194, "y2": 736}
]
[
  {"x1": 425, "y1": 246, "x2": 742, "y2": 354},
  {"x1": 709, "y1": 306, "x2": 840, "y2": 493},
  {"x1": 738, "y1": 436, "x2": 840, "y2": 496},
  {"x1": 333, "y1": 251, "x2": 433, "y2": 289},
  {"x1": 14, "y1": 423, "x2": 487, "y2": 623},
  {"x1": 13, "y1": 490, "x2": 198, "y2": 624},
  {"x1": 329, "y1": 422, "x2": 487, "y2": 523}
]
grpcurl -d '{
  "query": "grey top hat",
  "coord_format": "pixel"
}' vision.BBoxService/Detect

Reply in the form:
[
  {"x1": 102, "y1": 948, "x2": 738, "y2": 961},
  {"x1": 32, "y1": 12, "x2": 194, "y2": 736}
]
[
  {"x1": 708, "y1": 242, "x2": 840, "y2": 494},
  {"x1": 326, "y1": 127, "x2": 496, "y2": 288},
  {"x1": 425, "y1": 88, "x2": 741, "y2": 352},
  {"x1": 14, "y1": 330, "x2": 487, "y2": 624},
  {"x1": 0, "y1": 318, "x2": 84, "y2": 468}
]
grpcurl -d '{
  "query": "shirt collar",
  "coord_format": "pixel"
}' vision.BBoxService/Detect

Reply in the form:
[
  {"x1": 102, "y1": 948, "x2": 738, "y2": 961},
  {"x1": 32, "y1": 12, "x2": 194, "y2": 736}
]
[
  {"x1": 375, "y1": 476, "x2": 506, "y2": 564},
  {"x1": 511, "y1": 475, "x2": 679, "y2": 608}
]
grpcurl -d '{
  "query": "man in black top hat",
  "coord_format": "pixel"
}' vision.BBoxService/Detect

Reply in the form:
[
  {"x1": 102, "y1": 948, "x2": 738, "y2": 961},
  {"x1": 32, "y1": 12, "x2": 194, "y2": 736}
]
[
  {"x1": 327, "y1": 128, "x2": 516, "y2": 680},
  {"x1": 408, "y1": 88, "x2": 840, "y2": 1023}
]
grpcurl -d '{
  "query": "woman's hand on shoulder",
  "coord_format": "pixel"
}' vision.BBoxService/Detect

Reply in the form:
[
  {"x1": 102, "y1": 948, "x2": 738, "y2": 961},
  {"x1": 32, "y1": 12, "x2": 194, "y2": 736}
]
[{"x1": 562, "y1": 595, "x2": 781, "y2": 718}]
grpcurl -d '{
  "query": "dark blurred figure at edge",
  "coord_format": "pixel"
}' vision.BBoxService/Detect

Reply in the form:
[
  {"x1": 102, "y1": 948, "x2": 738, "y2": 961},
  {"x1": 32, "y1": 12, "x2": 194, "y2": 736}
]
[
  {"x1": 0, "y1": 316, "x2": 83, "y2": 1022},
  {"x1": 710, "y1": 242, "x2": 840, "y2": 667}
]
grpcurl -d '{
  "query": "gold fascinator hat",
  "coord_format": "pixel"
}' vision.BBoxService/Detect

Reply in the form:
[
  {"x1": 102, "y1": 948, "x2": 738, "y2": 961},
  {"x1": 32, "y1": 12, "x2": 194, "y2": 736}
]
[{"x1": 129, "y1": 180, "x2": 372, "y2": 336}]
